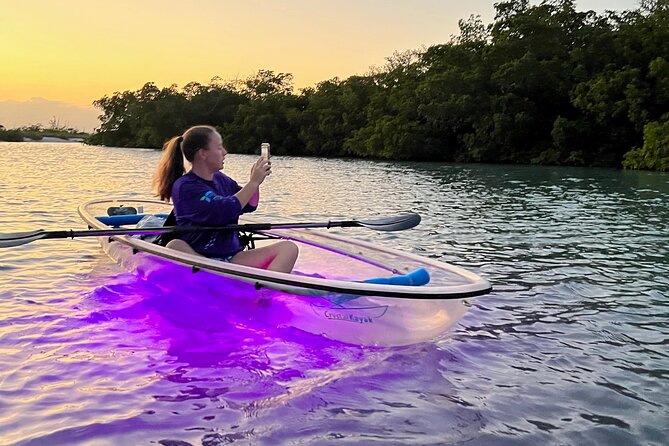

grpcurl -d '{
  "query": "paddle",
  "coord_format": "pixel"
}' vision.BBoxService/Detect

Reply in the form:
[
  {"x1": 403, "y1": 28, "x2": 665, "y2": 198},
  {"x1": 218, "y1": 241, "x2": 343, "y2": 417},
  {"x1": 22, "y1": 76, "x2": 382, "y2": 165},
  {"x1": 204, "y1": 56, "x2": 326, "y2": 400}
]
[{"x1": 0, "y1": 213, "x2": 421, "y2": 248}]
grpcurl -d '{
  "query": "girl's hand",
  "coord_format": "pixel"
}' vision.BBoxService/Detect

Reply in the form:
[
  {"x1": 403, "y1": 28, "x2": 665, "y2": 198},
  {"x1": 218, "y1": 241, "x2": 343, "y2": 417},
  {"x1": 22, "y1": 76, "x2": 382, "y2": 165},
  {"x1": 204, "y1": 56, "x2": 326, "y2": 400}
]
[{"x1": 250, "y1": 157, "x2": 271, "y2": 186}]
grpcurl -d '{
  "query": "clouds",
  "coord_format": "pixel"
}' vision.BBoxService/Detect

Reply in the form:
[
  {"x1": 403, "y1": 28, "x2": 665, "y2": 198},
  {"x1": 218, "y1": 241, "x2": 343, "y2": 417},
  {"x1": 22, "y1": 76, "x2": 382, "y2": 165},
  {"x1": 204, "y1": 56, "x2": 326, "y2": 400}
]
[{"x1": 0, "y1": 98, "x2": 100, "y2": 132}]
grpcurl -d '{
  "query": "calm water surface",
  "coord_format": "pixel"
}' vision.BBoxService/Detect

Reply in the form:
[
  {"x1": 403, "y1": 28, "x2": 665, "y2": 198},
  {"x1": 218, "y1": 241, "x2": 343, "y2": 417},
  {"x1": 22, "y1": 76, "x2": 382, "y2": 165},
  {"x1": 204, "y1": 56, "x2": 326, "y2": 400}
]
[{"x1": 0, "y1": 142, "x2": 667, "y2": 445}]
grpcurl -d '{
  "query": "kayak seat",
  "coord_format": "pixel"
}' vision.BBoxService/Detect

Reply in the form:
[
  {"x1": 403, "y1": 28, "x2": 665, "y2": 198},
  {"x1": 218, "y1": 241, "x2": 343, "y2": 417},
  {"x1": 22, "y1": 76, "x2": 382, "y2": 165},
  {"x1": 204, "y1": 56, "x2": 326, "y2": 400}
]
[
  {"x1": 239, "y1": 231, "x2": 256, "y2": 250},
  {"x1": 96, "y1": 214, "x2": 169, "y2": 227},
  {"x1": 153, "y1": 211, "x2": 178, "y2": 246},
  {"x1": 152, "y1": 211, "x2": 260, "y2": 251},
  {"x1": 107, "y1": 205, "x2": 137, "y2": 216}
]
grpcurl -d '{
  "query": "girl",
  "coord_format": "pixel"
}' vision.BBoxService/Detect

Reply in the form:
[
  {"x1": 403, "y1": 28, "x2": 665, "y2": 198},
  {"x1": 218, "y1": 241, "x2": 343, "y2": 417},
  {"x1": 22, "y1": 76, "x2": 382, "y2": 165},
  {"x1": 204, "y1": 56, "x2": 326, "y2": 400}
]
[{"x1": 153, "y1": 125, "x2": 298, "y2": 273}]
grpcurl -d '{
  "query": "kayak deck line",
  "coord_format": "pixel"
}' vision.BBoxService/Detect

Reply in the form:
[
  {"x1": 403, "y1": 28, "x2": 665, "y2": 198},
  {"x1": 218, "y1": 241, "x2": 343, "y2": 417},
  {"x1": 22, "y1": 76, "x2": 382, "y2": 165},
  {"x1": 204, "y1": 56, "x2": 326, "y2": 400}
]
[
  {"x1": 95, "y1": 213, "x2": 407, "y2": 275},
  {"x1": 77, "y1": 199, "x2": 491, "y2": 300},
  {"x1": 105, "y1": 234, "x2": 486, "y2": 299}
]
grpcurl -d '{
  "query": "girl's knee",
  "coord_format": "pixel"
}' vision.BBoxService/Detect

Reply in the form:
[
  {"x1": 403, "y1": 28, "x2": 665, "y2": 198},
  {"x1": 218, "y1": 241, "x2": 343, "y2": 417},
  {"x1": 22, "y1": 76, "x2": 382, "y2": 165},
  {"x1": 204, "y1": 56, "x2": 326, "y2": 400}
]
[
  {"x1": 166, "y1": 239, "x2": 198, "y2": 255},
  {"x1": 281, "y1": 241, "x2": 299, "y2": 258},
  {"x1": 166, "y1": 239, "x2": 185, "y2": 250}
]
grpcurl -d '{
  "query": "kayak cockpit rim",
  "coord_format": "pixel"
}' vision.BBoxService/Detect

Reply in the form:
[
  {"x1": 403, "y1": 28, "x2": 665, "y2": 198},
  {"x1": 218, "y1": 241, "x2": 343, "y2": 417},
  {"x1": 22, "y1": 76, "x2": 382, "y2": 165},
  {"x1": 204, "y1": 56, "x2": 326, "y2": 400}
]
[{"x1": 78, "y1": 198, "x2": 492, "y2": 299}]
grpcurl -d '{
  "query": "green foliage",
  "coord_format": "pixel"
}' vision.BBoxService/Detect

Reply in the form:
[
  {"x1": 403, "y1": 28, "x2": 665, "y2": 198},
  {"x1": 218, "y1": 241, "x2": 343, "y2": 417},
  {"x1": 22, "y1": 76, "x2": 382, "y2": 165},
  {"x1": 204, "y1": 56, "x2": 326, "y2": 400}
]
[
  {"x1": 86, "y1": 0, "x2": 668, "y2": 170},
  {"x1": 0, "y1": 129, "x2": 23, "y2": 142},
  {"x1": 0, "y1": 123, "x2": 89, "y2": 142},
  {"x1": 623, "y1": 115, "x2": 669, "y2": 171}
]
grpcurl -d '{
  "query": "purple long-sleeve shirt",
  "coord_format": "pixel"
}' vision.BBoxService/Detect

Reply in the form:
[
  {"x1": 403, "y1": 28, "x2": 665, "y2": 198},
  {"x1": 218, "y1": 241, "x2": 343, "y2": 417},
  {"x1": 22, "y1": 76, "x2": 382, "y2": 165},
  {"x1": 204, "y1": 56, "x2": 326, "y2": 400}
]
[{"x1": 172, "y1": 171, "x2": 257, "y2": 258}]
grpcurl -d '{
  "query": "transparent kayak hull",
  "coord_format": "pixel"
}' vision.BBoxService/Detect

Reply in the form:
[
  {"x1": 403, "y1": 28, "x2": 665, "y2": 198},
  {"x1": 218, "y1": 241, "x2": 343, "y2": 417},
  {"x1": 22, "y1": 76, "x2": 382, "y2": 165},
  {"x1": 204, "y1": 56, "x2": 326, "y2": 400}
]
[{"x1": 79, "y1": 199, "x2": 491, "y2": 346}]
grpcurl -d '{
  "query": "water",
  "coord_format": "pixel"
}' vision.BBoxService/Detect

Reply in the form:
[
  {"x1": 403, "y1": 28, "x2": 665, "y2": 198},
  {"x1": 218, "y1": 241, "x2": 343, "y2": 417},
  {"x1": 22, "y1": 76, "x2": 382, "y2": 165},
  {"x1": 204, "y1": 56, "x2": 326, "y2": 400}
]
[{"x1": 0, "y1": 142, "x2": 667, "y2": 445}]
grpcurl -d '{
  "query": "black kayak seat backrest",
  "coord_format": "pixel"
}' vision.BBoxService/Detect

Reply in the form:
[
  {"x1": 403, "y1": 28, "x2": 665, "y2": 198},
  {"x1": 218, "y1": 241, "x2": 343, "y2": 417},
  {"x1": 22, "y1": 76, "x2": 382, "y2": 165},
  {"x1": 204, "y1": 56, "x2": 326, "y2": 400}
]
[
  {"x1": 153, "y1": 210, "x2": 177, "y2": 246},
  {"x1": 153, "y1": 210, "x2": 256, "y2": 250}
]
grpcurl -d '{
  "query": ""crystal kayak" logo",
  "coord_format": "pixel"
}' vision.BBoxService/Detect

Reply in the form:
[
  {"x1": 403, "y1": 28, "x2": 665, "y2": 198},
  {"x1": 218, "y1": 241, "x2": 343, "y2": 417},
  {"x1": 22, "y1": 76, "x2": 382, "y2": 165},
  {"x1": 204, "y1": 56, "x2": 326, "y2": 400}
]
[{"x1": 310, "y1": 303, "x2": 388, "y2": 324}]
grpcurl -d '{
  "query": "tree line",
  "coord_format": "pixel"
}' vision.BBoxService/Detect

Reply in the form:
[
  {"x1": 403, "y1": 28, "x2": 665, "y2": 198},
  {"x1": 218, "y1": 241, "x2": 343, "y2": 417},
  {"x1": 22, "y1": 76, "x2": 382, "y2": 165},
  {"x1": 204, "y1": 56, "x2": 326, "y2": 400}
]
[
  {"x1": 86, "y1": 0, "x2": 668, "y2": 171},
  {"x1": 0, "y1": 121, "x2": 89, "y2": 142}
]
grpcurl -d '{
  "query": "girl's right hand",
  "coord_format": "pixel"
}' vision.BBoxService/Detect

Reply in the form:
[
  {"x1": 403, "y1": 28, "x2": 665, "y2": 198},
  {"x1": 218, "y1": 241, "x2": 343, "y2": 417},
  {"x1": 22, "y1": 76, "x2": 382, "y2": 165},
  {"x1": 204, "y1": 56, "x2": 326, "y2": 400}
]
[{"x1": 250, "y1": 157, "x2": 271, "y2": 185}]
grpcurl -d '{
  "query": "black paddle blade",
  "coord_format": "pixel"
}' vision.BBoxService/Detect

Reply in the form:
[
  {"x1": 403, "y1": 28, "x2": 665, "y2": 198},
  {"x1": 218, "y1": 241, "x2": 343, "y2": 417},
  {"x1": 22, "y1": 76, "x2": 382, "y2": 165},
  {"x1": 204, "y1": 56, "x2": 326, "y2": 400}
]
[
  {"x1": 0, "y1": 230, "x2": 47, "y2": 248},
  {"x1": 358, "y1": 212, "x2": 421, "y2": 231}
]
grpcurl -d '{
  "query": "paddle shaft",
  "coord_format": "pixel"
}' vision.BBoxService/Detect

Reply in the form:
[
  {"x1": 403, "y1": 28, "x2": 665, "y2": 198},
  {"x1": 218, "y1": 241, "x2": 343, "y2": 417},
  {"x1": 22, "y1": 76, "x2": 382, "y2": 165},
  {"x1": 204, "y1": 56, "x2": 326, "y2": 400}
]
[
  {"x1": 44, "y1": 221, "x2": 362, "y2": 239},
  {"x1": 0, "y1": 213, "x2": 420, "y2": 248}
]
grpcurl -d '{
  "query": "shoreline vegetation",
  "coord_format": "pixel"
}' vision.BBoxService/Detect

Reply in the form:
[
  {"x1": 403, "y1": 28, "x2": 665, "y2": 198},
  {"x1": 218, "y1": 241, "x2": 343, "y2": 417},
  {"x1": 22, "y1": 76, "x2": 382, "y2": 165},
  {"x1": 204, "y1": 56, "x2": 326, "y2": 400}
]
[
  {"x1": 0, "y1": 124, "x2": 89, "y2": 143},
  {"x1": 2, "y1": 0, "x2": 667, "y2": 171}
]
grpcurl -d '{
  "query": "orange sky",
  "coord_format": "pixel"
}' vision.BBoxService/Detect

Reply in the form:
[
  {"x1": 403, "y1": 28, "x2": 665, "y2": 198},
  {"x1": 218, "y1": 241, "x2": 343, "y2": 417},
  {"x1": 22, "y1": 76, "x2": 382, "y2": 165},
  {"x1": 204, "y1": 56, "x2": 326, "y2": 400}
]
[{"x1": 0, "y1": 0, "x2": 638, "y2": 131}]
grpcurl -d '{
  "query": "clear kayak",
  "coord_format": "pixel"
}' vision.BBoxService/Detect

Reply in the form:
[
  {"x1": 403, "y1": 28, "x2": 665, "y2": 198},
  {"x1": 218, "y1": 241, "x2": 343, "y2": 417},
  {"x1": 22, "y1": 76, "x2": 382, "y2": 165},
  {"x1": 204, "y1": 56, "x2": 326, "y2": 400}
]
[{"x1": 78, "y1": 198, "x2": 492, "y2": 346}]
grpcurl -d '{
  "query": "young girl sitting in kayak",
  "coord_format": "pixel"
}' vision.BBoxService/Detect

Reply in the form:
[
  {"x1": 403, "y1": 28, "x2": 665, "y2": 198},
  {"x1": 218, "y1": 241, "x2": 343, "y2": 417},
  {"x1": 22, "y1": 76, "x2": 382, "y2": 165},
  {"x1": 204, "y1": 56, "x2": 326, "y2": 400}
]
[{"x1": 153, "y1": 125, "x2": 298, "y2": 273}]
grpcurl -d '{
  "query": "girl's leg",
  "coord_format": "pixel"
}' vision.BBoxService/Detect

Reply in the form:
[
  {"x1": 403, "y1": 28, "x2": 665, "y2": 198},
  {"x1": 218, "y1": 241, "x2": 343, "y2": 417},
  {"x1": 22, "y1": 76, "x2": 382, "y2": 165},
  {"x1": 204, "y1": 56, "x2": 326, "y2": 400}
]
[
  {"x1": 231, "y1": 241, "x2": 298, "y2": 273},
  {"x1": 165, "y1": 239, "x2": 201, "y2": 255}
]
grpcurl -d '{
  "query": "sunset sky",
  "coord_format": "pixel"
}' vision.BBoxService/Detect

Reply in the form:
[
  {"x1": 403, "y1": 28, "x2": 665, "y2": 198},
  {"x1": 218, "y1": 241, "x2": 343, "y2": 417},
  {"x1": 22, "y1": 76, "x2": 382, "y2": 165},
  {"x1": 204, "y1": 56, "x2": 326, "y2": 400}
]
[{"x1": 0, "y1": 0, "x2": 639, "y2": 131}]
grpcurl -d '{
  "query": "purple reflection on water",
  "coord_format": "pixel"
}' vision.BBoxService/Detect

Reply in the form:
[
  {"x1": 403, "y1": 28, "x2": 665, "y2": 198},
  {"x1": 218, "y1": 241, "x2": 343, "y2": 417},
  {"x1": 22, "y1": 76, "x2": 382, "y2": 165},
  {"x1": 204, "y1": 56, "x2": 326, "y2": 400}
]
[
  {"x1": 85, "y1": 263, "x2": 353, "y2": 365},
  {"x1": 72, "y1": 273, "x2": 341, "y2": 439},
  {"x1": 32, "y1": 262, "x2": 479, "y2": 446}
]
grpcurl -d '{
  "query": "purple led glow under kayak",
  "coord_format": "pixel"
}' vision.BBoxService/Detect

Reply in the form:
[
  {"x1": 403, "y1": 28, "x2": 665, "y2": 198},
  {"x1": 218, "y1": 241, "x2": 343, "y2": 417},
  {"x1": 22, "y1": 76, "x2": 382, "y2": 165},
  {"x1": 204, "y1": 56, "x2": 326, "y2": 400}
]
[{"x1": 78, "y1": 198, "x2": 492, "y2": 346}]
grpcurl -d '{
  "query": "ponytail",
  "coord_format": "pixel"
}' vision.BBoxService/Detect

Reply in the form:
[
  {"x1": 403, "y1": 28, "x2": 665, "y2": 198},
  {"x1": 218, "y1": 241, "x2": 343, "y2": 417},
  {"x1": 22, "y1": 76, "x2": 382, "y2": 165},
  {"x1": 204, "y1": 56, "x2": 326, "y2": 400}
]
[
  {"x1": 153, "y1": 125, "x2": 218, "y2": 202},
  {"x1": 154, "y1": 136, "x2": 185, "y2": 202}
]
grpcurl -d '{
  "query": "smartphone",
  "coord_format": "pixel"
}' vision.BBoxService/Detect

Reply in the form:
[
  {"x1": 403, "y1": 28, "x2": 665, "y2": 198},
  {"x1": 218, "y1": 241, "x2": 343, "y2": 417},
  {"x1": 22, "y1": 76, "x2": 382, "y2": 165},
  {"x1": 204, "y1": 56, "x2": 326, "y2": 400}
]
[{"x1": 261, "y1": 143, "x2": 270, "y2": 160}]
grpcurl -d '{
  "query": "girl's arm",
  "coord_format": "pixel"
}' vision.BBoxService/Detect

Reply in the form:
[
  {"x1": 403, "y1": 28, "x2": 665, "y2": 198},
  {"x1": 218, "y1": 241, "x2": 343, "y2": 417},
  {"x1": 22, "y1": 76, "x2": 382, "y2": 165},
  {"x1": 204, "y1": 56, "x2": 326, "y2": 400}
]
[{"x1": 234, "y1": 158, "x2": 269, "y2": 208}]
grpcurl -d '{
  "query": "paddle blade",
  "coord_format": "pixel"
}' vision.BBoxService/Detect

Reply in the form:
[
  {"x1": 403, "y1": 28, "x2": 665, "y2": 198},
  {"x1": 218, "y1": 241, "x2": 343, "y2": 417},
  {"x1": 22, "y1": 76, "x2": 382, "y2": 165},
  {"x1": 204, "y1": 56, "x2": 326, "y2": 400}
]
[
  {"x1": 358, "y1": 212, "x2": 421, "y2": 231},
  {"x1": 0, "y1": 230, "x2": 47, "y2": 248}
]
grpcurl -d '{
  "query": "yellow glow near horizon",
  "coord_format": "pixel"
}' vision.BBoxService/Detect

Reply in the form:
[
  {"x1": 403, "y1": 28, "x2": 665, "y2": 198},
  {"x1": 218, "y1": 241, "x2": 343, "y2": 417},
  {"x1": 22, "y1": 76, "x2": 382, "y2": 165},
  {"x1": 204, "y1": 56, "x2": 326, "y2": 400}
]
[
  {"x1": 1, "y1": 1, "x2": 242, "y2": 105},
  {"x1": 1, "y1": 0, "x2": 497, "y2": 106},
  {"x1": 0, "y1": 0, "x2": 640, "y2": 129},
  {"x1": 0, "y1": 0, "x2": 458, "y2": 105}
]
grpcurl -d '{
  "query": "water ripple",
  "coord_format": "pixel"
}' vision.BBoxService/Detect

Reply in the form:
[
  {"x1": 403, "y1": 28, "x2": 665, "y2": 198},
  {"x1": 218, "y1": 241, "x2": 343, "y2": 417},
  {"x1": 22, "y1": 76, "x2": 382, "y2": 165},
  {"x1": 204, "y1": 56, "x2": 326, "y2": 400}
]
[{"x1": 0, "y1": 143, "x2": 667, "y2": 445}]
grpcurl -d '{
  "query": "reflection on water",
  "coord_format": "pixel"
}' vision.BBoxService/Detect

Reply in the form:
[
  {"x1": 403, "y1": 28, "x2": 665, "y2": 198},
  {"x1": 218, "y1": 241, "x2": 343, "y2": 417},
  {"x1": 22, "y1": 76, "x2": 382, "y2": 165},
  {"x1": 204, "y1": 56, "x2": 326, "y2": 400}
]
[{"x1": 0, "y1": 142, "x2": 667, "y2": 445}]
